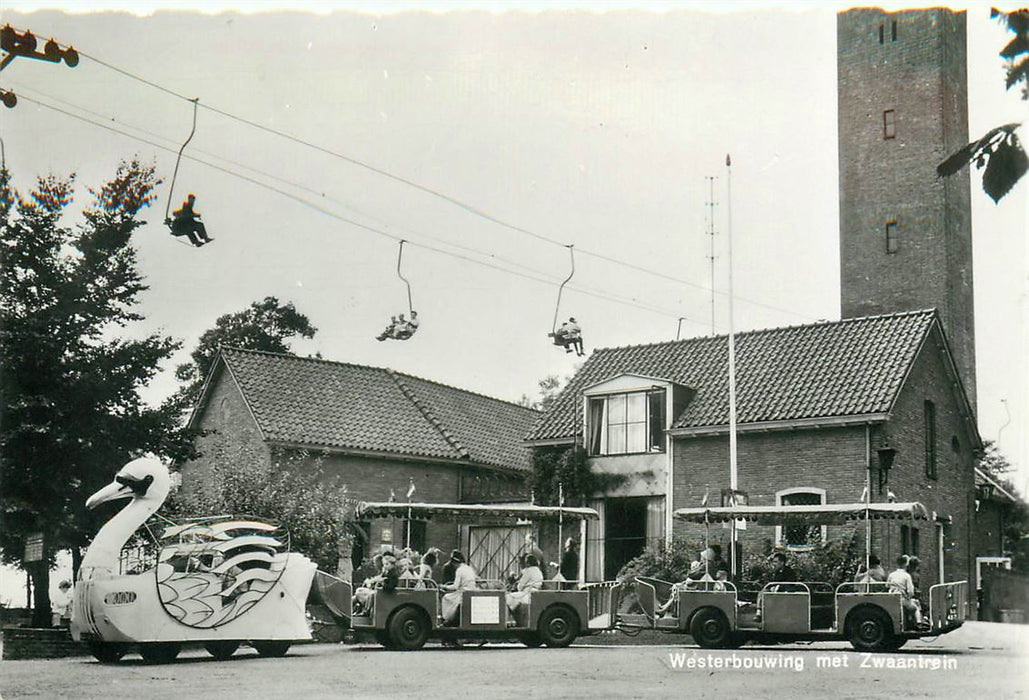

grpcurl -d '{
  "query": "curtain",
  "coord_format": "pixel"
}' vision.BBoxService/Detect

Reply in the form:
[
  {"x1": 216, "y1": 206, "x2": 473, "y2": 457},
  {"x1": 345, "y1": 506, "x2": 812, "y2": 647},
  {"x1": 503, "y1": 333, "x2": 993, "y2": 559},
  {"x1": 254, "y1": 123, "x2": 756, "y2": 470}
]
[
  {"x1": 588, "y1": 398, "x2": 605, "y2": 455},
  {"x1": 646, "y1": 496, "x2": 666, "y2": 549},
  {"x1": 586, "y1": 498, "x2": 605, "y2": 581}
]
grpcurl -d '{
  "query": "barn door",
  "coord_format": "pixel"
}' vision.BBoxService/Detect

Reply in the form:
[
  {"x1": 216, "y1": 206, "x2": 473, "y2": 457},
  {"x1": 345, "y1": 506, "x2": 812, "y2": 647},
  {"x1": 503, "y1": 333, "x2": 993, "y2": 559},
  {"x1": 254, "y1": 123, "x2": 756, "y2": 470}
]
[{"x1": 468, "y1": 525, "x2": 530, "y2": 581}]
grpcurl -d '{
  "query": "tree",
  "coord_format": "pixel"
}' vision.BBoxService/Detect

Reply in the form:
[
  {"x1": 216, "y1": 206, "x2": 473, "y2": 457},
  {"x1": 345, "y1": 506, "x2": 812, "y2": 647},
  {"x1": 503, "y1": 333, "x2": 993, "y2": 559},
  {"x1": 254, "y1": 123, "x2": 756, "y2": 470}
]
[
  {"x1": 166, "y1": 435, "x2": 354, "y2": 572},
  {"x1": 0, "y1": 161, "x2": 185, "y2": 625},
  {"x1": 937, "y1": 9, "x2": 1029, "y2": 202},
  {"x1": 518, "y1": 371, "x2": 573, "y2": 412},
  {"x1": 979, "y1": 439, "x2": 1014, "y2": 477},
  {"x1": 173, "y1": 296, "x2": 317, "y2": 406}
]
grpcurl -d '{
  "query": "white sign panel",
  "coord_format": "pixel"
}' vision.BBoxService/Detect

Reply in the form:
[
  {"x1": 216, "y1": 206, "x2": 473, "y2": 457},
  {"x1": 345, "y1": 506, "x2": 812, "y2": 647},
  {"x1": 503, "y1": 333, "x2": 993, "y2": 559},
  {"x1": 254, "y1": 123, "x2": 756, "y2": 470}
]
[{"x1": 469, "y1": 595, "x2": 500, "y2": 625}]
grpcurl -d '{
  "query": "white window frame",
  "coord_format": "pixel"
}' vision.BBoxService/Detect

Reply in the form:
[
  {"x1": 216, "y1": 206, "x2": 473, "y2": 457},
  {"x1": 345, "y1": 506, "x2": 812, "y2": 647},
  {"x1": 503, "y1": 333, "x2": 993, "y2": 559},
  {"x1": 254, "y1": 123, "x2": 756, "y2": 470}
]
[
  {"x1": 587, "y1": 389, "x2": 665, "y2": 456},
  {"x1": 775, "y1": 487, "x2": 827, "y2": 550}
]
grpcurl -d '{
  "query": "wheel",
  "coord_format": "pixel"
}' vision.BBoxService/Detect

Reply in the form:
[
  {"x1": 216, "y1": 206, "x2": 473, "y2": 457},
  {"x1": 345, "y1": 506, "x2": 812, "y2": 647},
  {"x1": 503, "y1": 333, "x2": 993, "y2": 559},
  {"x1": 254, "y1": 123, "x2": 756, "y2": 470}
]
[
  {"x1": 88, "y1": 642, "x2": 127, "y2": 663},
  {"x1": 690, "y1": 608, "x2": 731, "y2": 649},
  {"x1": 387, "y1": 606, "x2": 429, "y2": 651},
  {"x1": 537, "y1": 605, "x2": 579, "y2": 648},
  {"x1": 252, "y1": 641, "x2": 291, "y2": 658},
  {"x1": 846, "y1": 607, "x2": 893, "y2": 652},
  {"x1": 204, "y1": 640, "x2": 240, "y2": 660},
  {"x1": 139, "y1": 642, "x2": 181, "y2": 664},
  {"x1": 518, "y1": 633, "x2": 543, "y2": 648}
]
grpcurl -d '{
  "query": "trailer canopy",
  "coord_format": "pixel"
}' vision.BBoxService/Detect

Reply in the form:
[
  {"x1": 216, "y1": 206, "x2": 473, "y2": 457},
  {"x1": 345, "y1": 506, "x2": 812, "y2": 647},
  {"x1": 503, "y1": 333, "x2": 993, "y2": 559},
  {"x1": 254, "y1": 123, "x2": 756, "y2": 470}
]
[
  {"x1": 355, "y1": 501, "x2": 599, "y2": 523},
  {"x1": 672, "y1": 502, "x2": 930, "y2": 525}
]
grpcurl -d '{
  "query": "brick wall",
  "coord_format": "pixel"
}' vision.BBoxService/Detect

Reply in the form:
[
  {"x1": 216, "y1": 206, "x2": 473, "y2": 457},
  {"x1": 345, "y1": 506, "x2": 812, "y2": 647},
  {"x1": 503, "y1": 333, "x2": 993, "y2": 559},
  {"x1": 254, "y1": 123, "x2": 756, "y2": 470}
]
[
  {"x1": 1, "y1": 627, "x2": 86, "y2": 660},
  {"x1": 875, "y1": 323, "x2": 977, "y2": 590},
  {"x1": 671, "y1": 424, "x2": 868, "y2": 553},
  {"x1": 837, "y1": 8, "x2": 976, "y2": 408}
]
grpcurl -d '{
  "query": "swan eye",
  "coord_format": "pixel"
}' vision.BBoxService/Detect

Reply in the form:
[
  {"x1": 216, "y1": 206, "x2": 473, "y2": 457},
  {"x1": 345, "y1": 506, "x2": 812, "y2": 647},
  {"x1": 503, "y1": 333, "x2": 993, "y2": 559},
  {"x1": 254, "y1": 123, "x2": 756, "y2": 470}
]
[{"x1": 115, "y1": 474, "x2": 154, "y2": 496}]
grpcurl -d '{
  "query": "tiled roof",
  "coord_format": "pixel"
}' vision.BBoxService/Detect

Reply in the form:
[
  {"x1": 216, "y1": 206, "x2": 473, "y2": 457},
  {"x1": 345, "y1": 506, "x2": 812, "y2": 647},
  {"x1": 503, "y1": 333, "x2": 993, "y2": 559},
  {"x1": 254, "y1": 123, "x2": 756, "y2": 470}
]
[
  {"x1": 209, "y1": 348, "x2": 538, "y2": 471},
  {"x1": 527, "y1": 309, "x2": 941, "y2": 441}
]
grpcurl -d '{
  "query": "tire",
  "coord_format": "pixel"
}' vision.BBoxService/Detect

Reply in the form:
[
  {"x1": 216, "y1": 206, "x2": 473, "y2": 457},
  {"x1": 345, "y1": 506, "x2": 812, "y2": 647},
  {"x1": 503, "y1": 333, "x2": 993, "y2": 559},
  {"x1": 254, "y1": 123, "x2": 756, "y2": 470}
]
[
  {"x1": 88, "y1": 642, "x2": 127, "y2": 664},
  {"x1": 690, "y1": 608, "x2": 731, "y2": 649},
  {"x1": 537, "y1": 606, "x2": 579, "y2": 648},
  {"x1": 387, "y1": 606, "x2": 429, "y2": 651},
  {"x1": 204, "y1": 640, "x2": 240, "y2": 660},
  {"x1": 518, "y1": 633, "x2": 543, "y2": 648},
  {"x1": 252, "y1": 641, "x2": 291, "y2": 658},
  {"x1": 139, "y1": 642, "x2": 181, "y2": 664},
  {"x1": 846, "y1": 607, "x2": 893, "y2": 652}
]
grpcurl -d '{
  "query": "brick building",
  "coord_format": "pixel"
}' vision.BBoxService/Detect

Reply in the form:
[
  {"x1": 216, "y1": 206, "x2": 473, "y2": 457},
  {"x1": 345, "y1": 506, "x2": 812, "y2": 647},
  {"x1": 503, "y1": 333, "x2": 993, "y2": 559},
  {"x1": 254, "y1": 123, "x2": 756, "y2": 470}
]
[
  {"x1": 526, "y1": 309, "x2": 981, "y2": 589},
  {"x1": 181, "y1": 347, "x2": 536, "y2": 572},
  {"x1": 837, "y1": 7, "x2": 976, "y2": 409}
]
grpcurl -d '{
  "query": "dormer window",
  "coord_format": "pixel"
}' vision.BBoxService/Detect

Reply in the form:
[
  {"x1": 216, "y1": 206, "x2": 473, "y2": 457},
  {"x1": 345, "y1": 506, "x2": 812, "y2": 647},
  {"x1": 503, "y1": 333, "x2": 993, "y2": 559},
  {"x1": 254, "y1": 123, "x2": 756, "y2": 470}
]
[{"x1": 587, "y1": 389, "x2": 665, "y2": 456}]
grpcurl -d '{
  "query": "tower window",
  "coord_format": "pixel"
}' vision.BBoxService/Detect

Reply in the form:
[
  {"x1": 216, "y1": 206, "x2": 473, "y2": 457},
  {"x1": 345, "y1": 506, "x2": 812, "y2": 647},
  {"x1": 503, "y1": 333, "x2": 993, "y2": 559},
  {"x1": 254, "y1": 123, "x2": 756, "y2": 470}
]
[
  {"x1": 879, "y1": 23, "x2": 885, "y2": 44},
  {"x1": 924, "y1": 400, "x2": 937, "y2": 480},
  {"x1": 892, "y1": 19, "x2": 898, "y2": 42},
  {"x1": 885, "y1": 220, "x2": 899, "y2": 254},
  {"x1": 883, "y1": 109, "x2": 896, "y2": 139}
]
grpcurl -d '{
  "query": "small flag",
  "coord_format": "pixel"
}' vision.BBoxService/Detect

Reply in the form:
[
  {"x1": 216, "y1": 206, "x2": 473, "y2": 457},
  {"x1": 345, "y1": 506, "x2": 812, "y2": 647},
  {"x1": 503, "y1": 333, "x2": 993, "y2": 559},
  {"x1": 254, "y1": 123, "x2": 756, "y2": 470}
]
[
  {"x1": 701, "y1": 488, "x2": 709, "y2": 507},
  {"x1": 859, "y1": 485, "x2": 868, "y2": 503},
  {"x1": 558, "y1": 483, "x2": 565, "y2": 507},
  {"x1": 726, "y1": 154, "x2": 732, "y2": 167},
  {"x1": 407, "y1": 478, "x2": 416, "y2": 500},
  {"x1": 388, "y1": 488, "x2": 397, "y2": 503},
  {"x1": 887, "y1": 490, "x2": 897, "y2": 503}
]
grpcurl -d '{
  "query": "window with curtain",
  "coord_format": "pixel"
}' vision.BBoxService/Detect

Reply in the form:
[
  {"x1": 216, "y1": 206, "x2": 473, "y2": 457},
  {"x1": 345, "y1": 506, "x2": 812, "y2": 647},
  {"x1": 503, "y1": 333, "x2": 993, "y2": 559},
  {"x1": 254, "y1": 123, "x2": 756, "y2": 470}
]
[{"x1": 587, "y1": 389, "x2": 665, "y2": 456}]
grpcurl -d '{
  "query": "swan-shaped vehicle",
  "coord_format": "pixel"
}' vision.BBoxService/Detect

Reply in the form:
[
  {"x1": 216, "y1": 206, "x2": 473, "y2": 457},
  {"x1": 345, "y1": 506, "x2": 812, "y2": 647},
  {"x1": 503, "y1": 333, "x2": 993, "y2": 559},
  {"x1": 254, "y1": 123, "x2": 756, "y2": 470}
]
[{"x1": 70, "y1": 457, "x2": 317, "y2": 663}]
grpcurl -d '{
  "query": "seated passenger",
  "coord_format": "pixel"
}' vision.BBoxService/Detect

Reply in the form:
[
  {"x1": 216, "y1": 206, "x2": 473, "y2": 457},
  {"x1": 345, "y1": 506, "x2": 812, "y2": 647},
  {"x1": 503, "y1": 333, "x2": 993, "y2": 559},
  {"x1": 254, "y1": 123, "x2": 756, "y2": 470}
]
[
  {"x1": 393, "y1": 310, "x2": 419, "y2": 340},
  {"x1": 655, "y1": 558, "x2": 705, "y2": 617},
  {"x1": 353, "y1": 550, "x2": 399, "y2": 616},
  {"x1": 413, "y1": 550, "x2": 438, "y2": 589},
  {"x1": 441, "y1": 551, "x2": 478, "y2": 624},
  {"x1": 505, "y1": 555, "x2": 544, "y2": 616},
  {"x1": 855, "y1": 554, "x2": 887, "y2": 584},
  {"x1": 766, "y1": 551, "x2": 798, "y2": 592},
  {"x1": 887, "y1": 554, "x2": 928, "y2": 630}
]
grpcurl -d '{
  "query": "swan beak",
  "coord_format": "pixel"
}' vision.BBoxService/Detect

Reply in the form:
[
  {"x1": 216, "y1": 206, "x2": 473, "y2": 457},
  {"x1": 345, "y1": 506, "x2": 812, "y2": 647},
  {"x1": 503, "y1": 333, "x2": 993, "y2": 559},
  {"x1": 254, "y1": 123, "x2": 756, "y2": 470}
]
[{"x1": 85, "y1": 480, "x2": 133, "y2": 509}]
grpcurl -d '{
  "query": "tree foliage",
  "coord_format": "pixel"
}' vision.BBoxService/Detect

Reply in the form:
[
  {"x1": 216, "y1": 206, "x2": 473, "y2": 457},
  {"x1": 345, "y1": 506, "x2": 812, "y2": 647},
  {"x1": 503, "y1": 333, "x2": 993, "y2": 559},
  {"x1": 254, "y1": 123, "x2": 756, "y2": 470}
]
[
  {"x1": 530, "y1": 444, "x2": 627, "y2": 508},
  {"x1": 937, "y1": 9, "x2": 1029, "y2": 202},
  {"x1": 174, "y1": 296, "x2": 317, "y2": 406},
  {"x1": 0, "y1": 162, "x2": 186, "y2": 624},
  {"x1": 166, "y1": 437, "x2": 354, "y2": 572},
  {"x1": 518, "y1": 373, "x2": 566, "y2": 412}
]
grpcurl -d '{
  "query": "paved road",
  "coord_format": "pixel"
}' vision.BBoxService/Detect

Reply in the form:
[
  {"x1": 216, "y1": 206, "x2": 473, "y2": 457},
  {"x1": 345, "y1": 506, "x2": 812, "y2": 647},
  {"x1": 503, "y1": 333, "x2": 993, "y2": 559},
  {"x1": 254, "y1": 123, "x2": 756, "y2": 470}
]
[{"x1": 1, "y1": 622, "x2": 1026, "y2": 700}]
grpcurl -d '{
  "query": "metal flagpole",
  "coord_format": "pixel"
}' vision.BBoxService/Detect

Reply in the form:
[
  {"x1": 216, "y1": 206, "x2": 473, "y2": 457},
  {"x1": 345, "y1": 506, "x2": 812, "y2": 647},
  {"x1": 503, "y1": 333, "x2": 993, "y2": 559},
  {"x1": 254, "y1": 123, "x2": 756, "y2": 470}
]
[{"x1": 726, "y1": 153, "x2": 739, "y2": 579}]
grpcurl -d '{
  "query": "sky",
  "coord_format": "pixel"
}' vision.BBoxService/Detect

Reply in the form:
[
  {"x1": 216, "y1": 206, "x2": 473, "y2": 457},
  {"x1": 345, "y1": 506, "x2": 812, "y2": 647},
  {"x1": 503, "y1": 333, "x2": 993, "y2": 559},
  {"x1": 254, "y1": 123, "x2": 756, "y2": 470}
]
[{"x1": 0, "y1": 0, "x2": 1026, "y2": 519}]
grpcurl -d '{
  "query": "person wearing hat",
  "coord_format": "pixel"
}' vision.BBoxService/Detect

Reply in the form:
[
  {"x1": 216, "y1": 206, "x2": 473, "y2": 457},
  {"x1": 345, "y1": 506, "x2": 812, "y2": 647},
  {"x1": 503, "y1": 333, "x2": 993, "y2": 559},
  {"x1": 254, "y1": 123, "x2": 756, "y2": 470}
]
[
  {"x1": 441, "y1": 550, "x2": 478, "y2": 624},
  {"x1": 167, "y1": 193, "x2": 213, "y2": 247},
  {"x1": 441, "y1": 549, "x2": 461, "y2": 587}
]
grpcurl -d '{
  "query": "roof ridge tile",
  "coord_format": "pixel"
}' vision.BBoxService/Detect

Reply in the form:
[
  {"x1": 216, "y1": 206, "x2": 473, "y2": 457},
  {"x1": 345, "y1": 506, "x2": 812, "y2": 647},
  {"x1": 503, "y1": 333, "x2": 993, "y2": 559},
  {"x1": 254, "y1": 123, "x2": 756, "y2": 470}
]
[{"x1": 387, "y1": 369, "x2": 471, "y2": 460}]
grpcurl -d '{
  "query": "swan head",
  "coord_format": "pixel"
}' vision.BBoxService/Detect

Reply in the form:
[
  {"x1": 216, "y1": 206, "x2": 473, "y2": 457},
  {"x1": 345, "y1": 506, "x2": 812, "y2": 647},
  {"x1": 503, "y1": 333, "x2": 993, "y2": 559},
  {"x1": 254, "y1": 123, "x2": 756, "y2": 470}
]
[{"x1": 86, "y1": 456, "x2": 171, "y2": 510}]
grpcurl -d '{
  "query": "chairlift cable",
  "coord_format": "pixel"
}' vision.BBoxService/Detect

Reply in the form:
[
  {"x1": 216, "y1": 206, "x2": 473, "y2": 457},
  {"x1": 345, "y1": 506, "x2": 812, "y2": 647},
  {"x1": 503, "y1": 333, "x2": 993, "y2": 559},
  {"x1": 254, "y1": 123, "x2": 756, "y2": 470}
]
[
  {"x1": 551, "y1": 245, "x2": 575, "y2": 334},
  {"x1": 64, "y1": 43, "x2": 820, "y2": 325},
  {"x1": 163, "y1": 97, "x2": 199, "y2": 225},
  {"x1": 16, "y1": 91, "x2": 702, "y2": 323}
]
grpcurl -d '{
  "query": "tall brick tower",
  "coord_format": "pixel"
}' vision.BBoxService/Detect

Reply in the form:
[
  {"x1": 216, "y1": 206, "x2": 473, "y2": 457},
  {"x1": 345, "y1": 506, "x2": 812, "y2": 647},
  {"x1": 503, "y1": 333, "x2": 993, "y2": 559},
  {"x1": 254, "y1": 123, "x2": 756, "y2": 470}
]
[{"x1": 837, "y1": 8, "x2": 976, "y2": 411}]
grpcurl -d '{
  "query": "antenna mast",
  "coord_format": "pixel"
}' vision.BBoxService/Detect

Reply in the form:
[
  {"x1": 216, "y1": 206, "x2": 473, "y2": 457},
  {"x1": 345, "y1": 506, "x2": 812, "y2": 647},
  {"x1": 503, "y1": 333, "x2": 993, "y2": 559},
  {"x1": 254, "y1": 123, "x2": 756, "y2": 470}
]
[{"x1": 705, "y1": 176, "x2": 718, "y2": 335}]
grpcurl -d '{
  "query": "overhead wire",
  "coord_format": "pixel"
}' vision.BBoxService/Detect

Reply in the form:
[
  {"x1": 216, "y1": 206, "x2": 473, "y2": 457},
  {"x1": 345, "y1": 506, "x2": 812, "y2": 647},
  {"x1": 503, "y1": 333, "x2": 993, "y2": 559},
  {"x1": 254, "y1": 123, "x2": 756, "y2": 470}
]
[
  {"x1": 13, "y1": 90, "x2": 703, "y2": 326},
  {"x1": 63, "y1": 41, "x2": 818, "y2": 325}
]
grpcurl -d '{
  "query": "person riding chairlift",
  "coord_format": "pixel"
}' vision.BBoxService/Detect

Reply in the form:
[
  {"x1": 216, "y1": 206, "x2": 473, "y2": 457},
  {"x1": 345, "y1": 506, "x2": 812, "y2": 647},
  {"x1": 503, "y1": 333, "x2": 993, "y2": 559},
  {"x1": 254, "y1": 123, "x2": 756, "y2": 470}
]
[
  {"x1": 377, "y1": 310, "x2": 419, "y2": 341},
  {"x1": 554, "y1": 317, "x2": 584, "y2": 356},
  {"x1": 166, "y1": 194, "x2": 213, "y2": 247}
]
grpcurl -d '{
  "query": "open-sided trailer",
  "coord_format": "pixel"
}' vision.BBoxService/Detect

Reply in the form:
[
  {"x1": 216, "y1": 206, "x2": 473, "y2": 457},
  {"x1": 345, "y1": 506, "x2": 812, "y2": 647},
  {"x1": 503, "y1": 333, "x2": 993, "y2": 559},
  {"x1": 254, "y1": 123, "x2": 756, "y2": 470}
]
[
  {"x1": 318, "y1": 502, "x2": 619, "y2": 650},
  {"x1": 618, "y1": 502, "x2": 967, "y2": 652}
]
